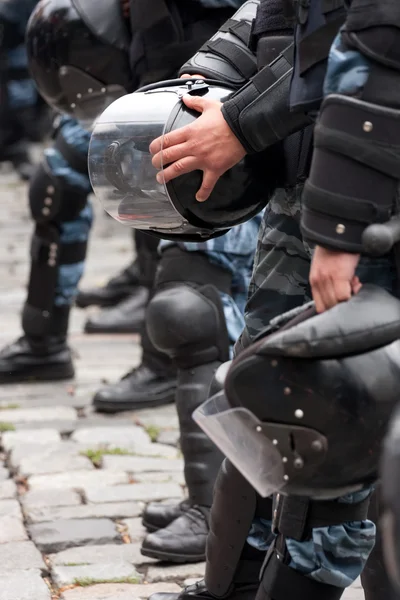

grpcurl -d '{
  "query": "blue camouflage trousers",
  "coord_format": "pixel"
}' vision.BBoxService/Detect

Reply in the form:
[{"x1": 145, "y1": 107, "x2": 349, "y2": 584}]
[
  {"x1": 160, "y1": 214, "x2": 262, "y2": 347},
  {"x1": 244, "y1": 184, "x2": 398, "y2": 588},
  {"x1": 41, "y1": 117, "x2": 93, "y2": 306}
]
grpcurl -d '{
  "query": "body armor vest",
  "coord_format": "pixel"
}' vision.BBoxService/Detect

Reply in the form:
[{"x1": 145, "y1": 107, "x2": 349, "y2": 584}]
[
  {"x1": 290, "y1": 0, "x2": 346, "y2": 112},
  {"x1": 129, "y1": 0, "x2": 232, "y2": 88}
]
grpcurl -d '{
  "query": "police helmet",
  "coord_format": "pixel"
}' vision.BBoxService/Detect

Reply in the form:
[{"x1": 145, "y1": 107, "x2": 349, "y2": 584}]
[
  {"x1": 88, "y1": 78, "x2": 283, "y2": 242},
  {"x1": 26, "y1": 0, "x2": 131, "y2": 122},
  {"x1": 194, "y1": 285, "x2": 400, "y2": 499}
]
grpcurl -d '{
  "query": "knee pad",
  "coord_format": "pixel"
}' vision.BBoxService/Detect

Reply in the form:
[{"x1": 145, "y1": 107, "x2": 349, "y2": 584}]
[
  {"x1": 146, "y1": 283, "x2": 230, "y2": 368},
  {"x1": 29, "y1": 161, "x2": 88, "y2": 224}
]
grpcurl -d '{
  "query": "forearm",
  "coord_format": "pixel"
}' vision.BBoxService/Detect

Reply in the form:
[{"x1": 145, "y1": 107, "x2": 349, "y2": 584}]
[
  {"x1": 221, "y1": 1, "x2": 311, "y2": 153},
  {"x1": 301, "y1": 2, "x2": 400, "y2": 252}
]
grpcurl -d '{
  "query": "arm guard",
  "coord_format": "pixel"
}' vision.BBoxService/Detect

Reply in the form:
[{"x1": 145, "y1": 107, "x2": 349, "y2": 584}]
[
  {"x1": 179, "y1": 0, "x2": 259, "y2": 89},
  {"x1": 301, "y1": 94, "x2": 399, "y2": 253},
  {"x1": 221, "y1": 43, "x2": 312, "y2": 153}
]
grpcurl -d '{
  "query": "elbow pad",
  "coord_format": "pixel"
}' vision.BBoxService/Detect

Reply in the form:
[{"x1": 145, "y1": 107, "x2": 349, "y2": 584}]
[
  {"x1": 222, "y1": 43, "x2": 312, "y2": 153},
  {"x1": 301, "y1": 94, "x2": 399, "y2": 253},
  {"x1": 179, "y1": 0, "x2": 259, "y2": 89}
]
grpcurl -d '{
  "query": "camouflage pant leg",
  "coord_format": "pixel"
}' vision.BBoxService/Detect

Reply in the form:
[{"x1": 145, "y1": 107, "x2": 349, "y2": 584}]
[
  {"x1": 243, "y1": 186, "x2": 375, "y2": 588},
  {"x1": 243, "y1": 186, "x2": 311, "y2": 344},
  {"x1": 159, "y1": 216, "x2": 261, "y2": 345},
  {"x1": 44, "y1": 117, "x2": 93, "y2": 306}
]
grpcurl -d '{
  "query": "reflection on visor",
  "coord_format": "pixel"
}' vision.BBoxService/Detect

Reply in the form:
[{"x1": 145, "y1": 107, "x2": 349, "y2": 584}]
[{"x1": 193, "y1": 392, "x2": 285, "y2": 497}]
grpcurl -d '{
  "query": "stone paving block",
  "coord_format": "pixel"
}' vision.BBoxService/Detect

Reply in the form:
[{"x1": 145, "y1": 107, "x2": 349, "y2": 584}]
[
  {"x1": 0, "y1": 516, "x2": 28, "y2": 543},
  {"x1": 28, "y1": 470, "x2": 129, "y2": 492},
  {"x1": 21, "y1": 489, "x2": 81, "y2": 509},
  {"x1": 0, "y1": 468, "x2": 9, "y2": 482},
  {"x1": 0, "y1": 406, "x2": 76, "y2": 425},
  {"x1": 28, "y1": 518, "x2": 121, "y2": 553},
  {"x1": 61, "y1": 582, "x2": 181, "y2": 600},
  {"x1": 71, "y1": 426, "x2": 150, "y2": 447},
  {"x1": 130, "y1": 443, "x2": 180, "y2": 459},
  {"x1": 52, "y1": 563, "x2": 142, "y2": 588},
  {"x1": 49, "y1": 543, "x2": 156, "y2": 567},
  {"x1": 0, "y1": 571, "x2": 51, "y2": 600},
  {"x1": 0, "y1": 499, "x2": 22, "y2": 519},
  {"x1": 9, "y1": 442, "x2": 79, "y2": 469},
  {"x1": 146, "y1": 562, "x2": 206, "y2": 583},
  {"x1": 121, "y1": 518, "x2": 147, "y2": 543},
  {"x1": 157, "y1": 430, "x2": 180, "y2": 446},
  {"x1": 0, "y1": 541, "x2": 46, "y2": 572},
  {"x1": 132, "y1": 406, "x2": 179, "y2": 430},
  {"x1": 133, "y1": 472, "x2": 185, "y2": 485},
  {"x1": 13, "y1": 420, "x2": 77, "y2": 434},
  {"x1": 19, "y1": 453, "x2": 94, "y2": 477},
  {"x1": 85, "y1": 482, "x2": 183, "y2": 504},
  {"x1": 102, "y1": 456, "x2": 183, "y2": 473},
  {"x1": 1, "y1": 429, "x2": 60, "y2": 451},
  {"x1": 0, "y1": 480, "x2": 16, "y2": 500},
  {"x1": 26, "y1": 502, "x2": 143, "y2": 524}
]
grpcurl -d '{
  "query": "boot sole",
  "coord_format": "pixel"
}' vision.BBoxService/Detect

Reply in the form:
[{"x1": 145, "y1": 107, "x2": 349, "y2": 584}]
[
  {"x1": 94, "y1": 389, "x2": 176, "y2": 413},
  {"x1": 140, "y1": 547, "x2": 206, "y2": 563},
  {"x1": 84, "y1": 323, "x2": 143, "y2": 334},
  {"x1": 0, "y1": 364, "x2": 75, "y2": 384},
  {"x1": 76, "y1": 293, "x2": 132, "y2": 309}
]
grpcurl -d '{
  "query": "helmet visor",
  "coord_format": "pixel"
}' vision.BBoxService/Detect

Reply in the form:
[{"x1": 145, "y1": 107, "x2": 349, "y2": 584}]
[
  {"x1": 193, "y1": 392, "x2": 285, "y2": 497},
  {"x1": 89, "y1": 89, "x2": 193, "y2": 233}
]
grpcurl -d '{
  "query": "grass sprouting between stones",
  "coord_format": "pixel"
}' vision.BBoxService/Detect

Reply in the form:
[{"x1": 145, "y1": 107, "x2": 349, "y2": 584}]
[
  {"x1": 144, "y1": 424, "x2": 161, "y2": 442},
  {"x1": 0, "y1": 403, "x2": 20, "y2": 410},
  {"x1": 80, "y1": 447, "x2": 134, "y2": 467},
  {"x1": 73, "y1": 576, "x2": 140, "y2": 587},
  {"x1": 0, "y1": 422, "x2": 15, "y2": 432}
]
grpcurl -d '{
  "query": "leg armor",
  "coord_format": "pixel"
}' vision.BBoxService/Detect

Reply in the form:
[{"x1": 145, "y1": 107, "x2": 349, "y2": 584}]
[
  {"x1": 141, "y1": 247, "x2": 233, "y2": 562},
  {"x1": 147, "y1": 281, "x2": 229, "y2": 507},
  {"x1": 206, "y1": 459, "x2": 271, "y2": 599},
  {"x1": 361, "y1": 487, "x2": 399, "y2": 600},
  {"x1": 255, "y1": 493, "x2": 371, "y2": 600},
  {"x1": 22, "y1": 122, "x2": 91, "y2": 340}
]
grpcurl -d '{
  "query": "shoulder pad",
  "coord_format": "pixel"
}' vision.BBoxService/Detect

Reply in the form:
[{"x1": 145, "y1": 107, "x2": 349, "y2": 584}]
[{"x1": 179, "y1": 0, "x2": 259, "y2": 89}]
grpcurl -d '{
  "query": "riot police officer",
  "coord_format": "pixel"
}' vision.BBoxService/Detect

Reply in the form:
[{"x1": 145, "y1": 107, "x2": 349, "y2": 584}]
[{"x1": 131, "y1": 0, "x2": 400, "y2": 598}]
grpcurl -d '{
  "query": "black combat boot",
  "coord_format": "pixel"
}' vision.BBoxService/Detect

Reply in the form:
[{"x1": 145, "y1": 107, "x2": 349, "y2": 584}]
[
  {"x1": 83, "y1": 287, "x2": 148, "y2": 334},
  {"x1": 92, "y1": 359, "x2": 177, "y2": 412},
  {"x1": 0, "y1": 305, "x2": 74, "y2": 383},
  {"x1": 76, "y1": 260, "x2": 143, "y2": 309},
  {"x1": 142, "y1": 499, "x2": 191, "y2": 532}
]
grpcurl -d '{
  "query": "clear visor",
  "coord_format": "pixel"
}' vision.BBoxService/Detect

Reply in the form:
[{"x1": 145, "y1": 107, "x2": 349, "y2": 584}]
[
  {"x1": 89, "y1": 89, "x2": 191, "y2": 233},
  {"x1": 193, "y1": 392, "x2": 285, "y2": 497}
]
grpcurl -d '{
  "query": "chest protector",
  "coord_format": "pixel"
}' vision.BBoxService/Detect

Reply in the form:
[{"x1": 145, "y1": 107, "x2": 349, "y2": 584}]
[{"x1": 289, "y1": 0, "x2": 347, "y2": 113}]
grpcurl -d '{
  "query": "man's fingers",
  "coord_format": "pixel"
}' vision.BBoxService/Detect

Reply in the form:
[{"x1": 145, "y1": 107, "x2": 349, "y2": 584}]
[
  {"x1": 149, "y1": 127, "x2": 189, "y2": 156},
  {"x1": 351, "y1": 276, "x2": 362, "y2": 295},
  {"x1": 312, "y1": 287, "x2": 326, "y2": 314},
  {"x1": 157, "y1": 156, "x2": 199, "y2": 184},
  {"x1": 182, "y1": 94, "x2": 210, "y2": 114},
  {"x1": 151, "y1": 142, "x2": 190, "y2": 170},
  {"x1": 333, "y1": 280, "x2": 352, "y2": 304},
  {"x1": 180, "y1": 74, "x2": 206, "y2": 79},
  {"x1": 196, "y1": 170, "x2": 220, "y2": 202}
]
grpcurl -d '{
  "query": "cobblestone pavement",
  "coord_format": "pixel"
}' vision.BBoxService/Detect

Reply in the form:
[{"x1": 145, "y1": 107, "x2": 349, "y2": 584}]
[{"x1": 0, "y1": 166, "x2": 364, "y2": 599}]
